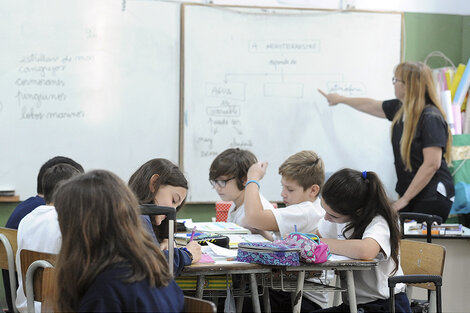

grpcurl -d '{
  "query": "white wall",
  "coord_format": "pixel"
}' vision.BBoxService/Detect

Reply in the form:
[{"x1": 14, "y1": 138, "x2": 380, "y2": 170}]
[{"x1": 204, "y1": 0, "x2": 470, "y2": 15}]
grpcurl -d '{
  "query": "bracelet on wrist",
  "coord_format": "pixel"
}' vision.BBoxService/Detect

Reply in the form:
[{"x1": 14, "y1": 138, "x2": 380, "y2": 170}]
[
  {"x1": 181, "y1": 247, "x2": 193, "y2": 262},
  {"x1": 245, "y1": 180, "x2": 260, "y2": 189}
]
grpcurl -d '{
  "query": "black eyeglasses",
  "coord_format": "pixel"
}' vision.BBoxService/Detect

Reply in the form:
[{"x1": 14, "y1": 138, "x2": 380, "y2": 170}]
[
  {"x1": 209, "y1": 177, "x2": 235, "y2": 188},
  {"x1": 392, "y1": 77, "x2": 404, "y2": 85}
]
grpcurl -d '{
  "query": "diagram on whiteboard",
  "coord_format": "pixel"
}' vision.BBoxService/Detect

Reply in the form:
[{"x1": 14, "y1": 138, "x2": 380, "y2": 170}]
[{"x1": 184, "y1": 6, "x2": 402, "y2": 202}]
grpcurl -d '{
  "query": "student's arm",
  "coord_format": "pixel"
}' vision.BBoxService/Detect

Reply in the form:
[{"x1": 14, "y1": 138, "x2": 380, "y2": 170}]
[
  {"x1": 243, "y1": 162, "x2": 280, "y2": 232},
  {"x1": 317, "y1": 89, "x2": 386, "y2": 118},
  {"x1": 319, "y1": 237, "x2": 381, "y2": 260},
  {"x1": 392, "y1": 146, "x2": 442, "y2": 212}
]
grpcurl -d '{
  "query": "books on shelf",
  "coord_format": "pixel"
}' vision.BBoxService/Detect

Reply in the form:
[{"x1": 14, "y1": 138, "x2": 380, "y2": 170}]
[
  {"x1": 0, "y1": 190, "x2": 15, "y2": 197},
  {"x1": 422, "y1": 223, "x2": 463, "y2": 235},
  {"x1": 405, "y1": 221, "x2": 464, "y2": 235}
]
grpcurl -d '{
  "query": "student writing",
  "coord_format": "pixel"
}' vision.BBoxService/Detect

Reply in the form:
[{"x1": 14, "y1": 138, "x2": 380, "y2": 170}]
[
  {"x1": 128, "y1": 158, "x2": 202, "y2": 276},
  {"x1": 314, "y1": 169, "x2": 411, "y2": 313}
]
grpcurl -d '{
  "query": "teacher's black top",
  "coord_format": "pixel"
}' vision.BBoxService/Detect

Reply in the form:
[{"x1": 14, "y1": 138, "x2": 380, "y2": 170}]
[{"x1": 382, "y1": 99, "x2": 454, "y2": 201}]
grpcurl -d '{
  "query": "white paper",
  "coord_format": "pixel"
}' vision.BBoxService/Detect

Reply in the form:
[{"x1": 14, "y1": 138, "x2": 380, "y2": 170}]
[
  {"x1": 207, "y1": 242, "x2": 238, "y2": 257},
  {"x1": 328, "y1": 254, "x2": 354, "y2": 261}
]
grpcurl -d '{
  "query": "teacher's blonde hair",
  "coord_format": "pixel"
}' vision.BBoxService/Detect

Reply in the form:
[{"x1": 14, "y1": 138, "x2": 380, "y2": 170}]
[{"x1": 391, "y1": 61, "x2": 452, "y2": 171}]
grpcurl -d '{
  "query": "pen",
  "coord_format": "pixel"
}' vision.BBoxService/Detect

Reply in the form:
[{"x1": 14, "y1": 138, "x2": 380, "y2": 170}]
[
  {"x1": 294, "y1": 225, "x2": 297, "y2": 232},
  {"x1": 189, "y1": 226, "x2": 197, "y2": 242}
]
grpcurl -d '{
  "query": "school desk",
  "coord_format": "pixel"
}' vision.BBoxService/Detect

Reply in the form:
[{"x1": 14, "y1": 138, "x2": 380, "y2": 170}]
[
  {"x1": 269, "y1": 259, "x2": 379, "y2": 313},
  {"x1": 181, "y1": 261, "x2": 271, "y2": 313},
  {"x1": 181, "y1": 257, "x2": 378, "y2": 313},
  {"x1": 403, "y1": 225, "x2": 470, "y2": 312}
]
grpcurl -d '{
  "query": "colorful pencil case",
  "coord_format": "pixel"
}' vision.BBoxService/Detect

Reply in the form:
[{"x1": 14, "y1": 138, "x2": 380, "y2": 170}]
[{"x1": 236, "y1": 242, "x2": 300, "y2": 266}]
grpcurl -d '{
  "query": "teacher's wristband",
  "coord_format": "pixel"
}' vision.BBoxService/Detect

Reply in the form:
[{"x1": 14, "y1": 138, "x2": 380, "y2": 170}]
[{"x1": 245, "y1": 180, "x2": 260, "y2": 189}]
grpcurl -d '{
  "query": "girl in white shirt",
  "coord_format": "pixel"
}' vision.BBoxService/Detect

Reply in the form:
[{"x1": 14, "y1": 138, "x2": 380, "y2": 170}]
[{"x1": 315, "y1": 168, "x2": 411, "y2": 313}]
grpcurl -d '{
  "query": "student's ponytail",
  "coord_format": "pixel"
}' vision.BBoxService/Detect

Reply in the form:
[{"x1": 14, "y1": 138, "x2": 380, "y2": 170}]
[
  {"x1": 362, "y1": 171, "x2": 400, "y2": 274},
  {"x1": 322, "y1": 169, "x2": 400, "y2": 274}
]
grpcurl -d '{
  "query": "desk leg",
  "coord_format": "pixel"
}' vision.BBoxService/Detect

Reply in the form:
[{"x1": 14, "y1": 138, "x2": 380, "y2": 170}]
[
  {"x1": 236, "y1": 296, "x2": 244, "y2": 313},
  {"x1": 249, "y1": 273, "x2": 261, "y2": 313},
  {"x1": 196, "y1": 275, "x2": 205, "y2": 299},
  {"x1": 293, "y1": 271, "x2": 305, "y2": 313},
  {"x1": 263, "y1": 286, "x2": 271, "y2": 313},
  {"x1": 345, "y1": 270, "x2": 357, "y2": 313},
  {"x1": 333, "y1": 273, "x2": 341, "y2": 306}
]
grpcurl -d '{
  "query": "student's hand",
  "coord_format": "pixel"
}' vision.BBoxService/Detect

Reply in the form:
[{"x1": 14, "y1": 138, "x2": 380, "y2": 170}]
[
  {"x1": 247, "y1": 162, "x2": 268, "y2": 181},
  {"x1": 186, "y1": 241, "x2": 202, "y2": 263},
  {"x1": 160, "y1": 238, "x2": 169, "y2": 250},
  {"x1": 317, "y1": 89, "x2": 344, "y2": 106}
]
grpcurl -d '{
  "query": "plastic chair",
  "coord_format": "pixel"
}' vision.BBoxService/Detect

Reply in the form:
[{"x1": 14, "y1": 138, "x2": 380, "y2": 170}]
[
  {"x1": 399, "y1": 212, "x2": 443, "y2": 243},
  {"x1": 0, "y1": 227, "x2": 19, "y2": 313},
  {"x1": 388, "y1": 240, "x2": 445, "y2": 313},
  {"x1": 184, "y1": 295, "x2": 217, "y2": 313}
]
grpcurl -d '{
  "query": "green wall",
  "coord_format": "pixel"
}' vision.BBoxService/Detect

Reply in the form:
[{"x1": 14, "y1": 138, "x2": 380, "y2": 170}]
[
  {"x1": 463, "y1": 16, "x2": 470, "y2": 63},
  {"x1": 404, "y1": 13, "x2": 470, "y2": 67}
]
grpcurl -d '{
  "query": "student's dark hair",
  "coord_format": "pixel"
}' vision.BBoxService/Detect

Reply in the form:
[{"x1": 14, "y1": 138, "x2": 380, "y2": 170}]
[
  {"x1": 42, "y1": 163, "x2": 81, "y2": 204},
  {"x1": 129, "y1": 158, "x2": 188, "y2": 206},
  {"x1": 54, "y1": 170, "x2": 171, "y2": 312},
  {"x1": 209, "y1": 148, "x2": 257, "y2": 190},
  {"x1": 36, "y1": 156, "x2": 84, "y2": 194},
  {"x1": 128, "y1": 159, "x2": 188, "y2": 241},
  {"x1": 321, "y1": 168, "x2": 400, "y2": 274}
]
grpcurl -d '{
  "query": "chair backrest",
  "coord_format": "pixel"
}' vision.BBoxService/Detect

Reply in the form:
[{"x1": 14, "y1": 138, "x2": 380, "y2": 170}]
[
  {"x1": 399, "y1": 212, "x2": 442, "y2": 243},
  {"x1": 184, "y1": 295, "x2": 217, "y2": 313},
  {"x1": 0, "y1": 227, "x2": 18, "y2": 270},
  {"x1": 20, "y1": 250, "x2": 57, "y2": 300},
  {"x1": 38, "y1": 267, "x2": 56, "y2": 313},
  {"x1": 0, "y1": 227, "x2": 18, "y2": 312},
  {"x1": 400, "y1": 239, "x2": 446, "y2": 290}
]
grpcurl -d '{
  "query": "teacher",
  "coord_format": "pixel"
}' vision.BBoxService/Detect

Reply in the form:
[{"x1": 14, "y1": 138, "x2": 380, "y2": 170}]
[{"x1": 318, "y1": 61, "x2": 454, "y2": 222}]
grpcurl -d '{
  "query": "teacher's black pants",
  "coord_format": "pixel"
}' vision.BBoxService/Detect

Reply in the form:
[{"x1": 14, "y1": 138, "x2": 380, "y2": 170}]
[{"x1": 400, "y1": 193, "x2": 452, "y2": 222}]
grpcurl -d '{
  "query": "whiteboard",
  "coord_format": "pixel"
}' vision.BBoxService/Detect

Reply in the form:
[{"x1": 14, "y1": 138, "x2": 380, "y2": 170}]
[
  {"x1": 183, "y1": 5, "x2": 402, "y2": 202},
  {"x1": 0, "y1": 0, "x2": 180, "y2": 199}
]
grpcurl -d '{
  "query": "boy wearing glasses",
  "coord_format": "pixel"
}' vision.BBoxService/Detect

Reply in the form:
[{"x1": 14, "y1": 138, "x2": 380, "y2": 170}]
[{"x1": 209, "y1": 148, "x2": 275, "y2": 237}]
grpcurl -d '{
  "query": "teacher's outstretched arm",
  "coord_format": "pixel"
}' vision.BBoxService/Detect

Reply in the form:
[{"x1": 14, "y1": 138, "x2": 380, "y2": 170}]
[{"x1": 317, "y1": 89, "x2": 386, "y2": 118}]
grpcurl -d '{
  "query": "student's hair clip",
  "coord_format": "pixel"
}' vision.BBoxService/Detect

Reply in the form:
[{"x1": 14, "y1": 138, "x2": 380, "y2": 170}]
[{"x1": 362, "y1": 171, "x2": 367, "y2": 180}]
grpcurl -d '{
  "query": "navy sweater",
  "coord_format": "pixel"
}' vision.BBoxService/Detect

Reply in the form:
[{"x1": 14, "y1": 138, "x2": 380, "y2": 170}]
[
  {"x1": 79, "y1": 263, "x2": 184, "y2": 312},
  {"x1": 140, "y1": 215, "x2": 191, "y2": 276}
]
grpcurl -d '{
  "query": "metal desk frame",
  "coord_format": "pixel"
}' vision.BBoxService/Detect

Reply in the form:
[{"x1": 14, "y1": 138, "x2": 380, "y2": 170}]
[
  {"x1": 182, "y1": 262, "x2": 271, "y2": 313},
  {"x1": 182, "y1": 259, "x2": 377, "y2": 313}
]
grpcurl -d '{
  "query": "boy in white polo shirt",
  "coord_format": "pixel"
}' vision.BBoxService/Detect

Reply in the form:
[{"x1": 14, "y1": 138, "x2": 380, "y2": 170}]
[{"x1": 243, "y1": 150, "x2": 327, "y2": 311}]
